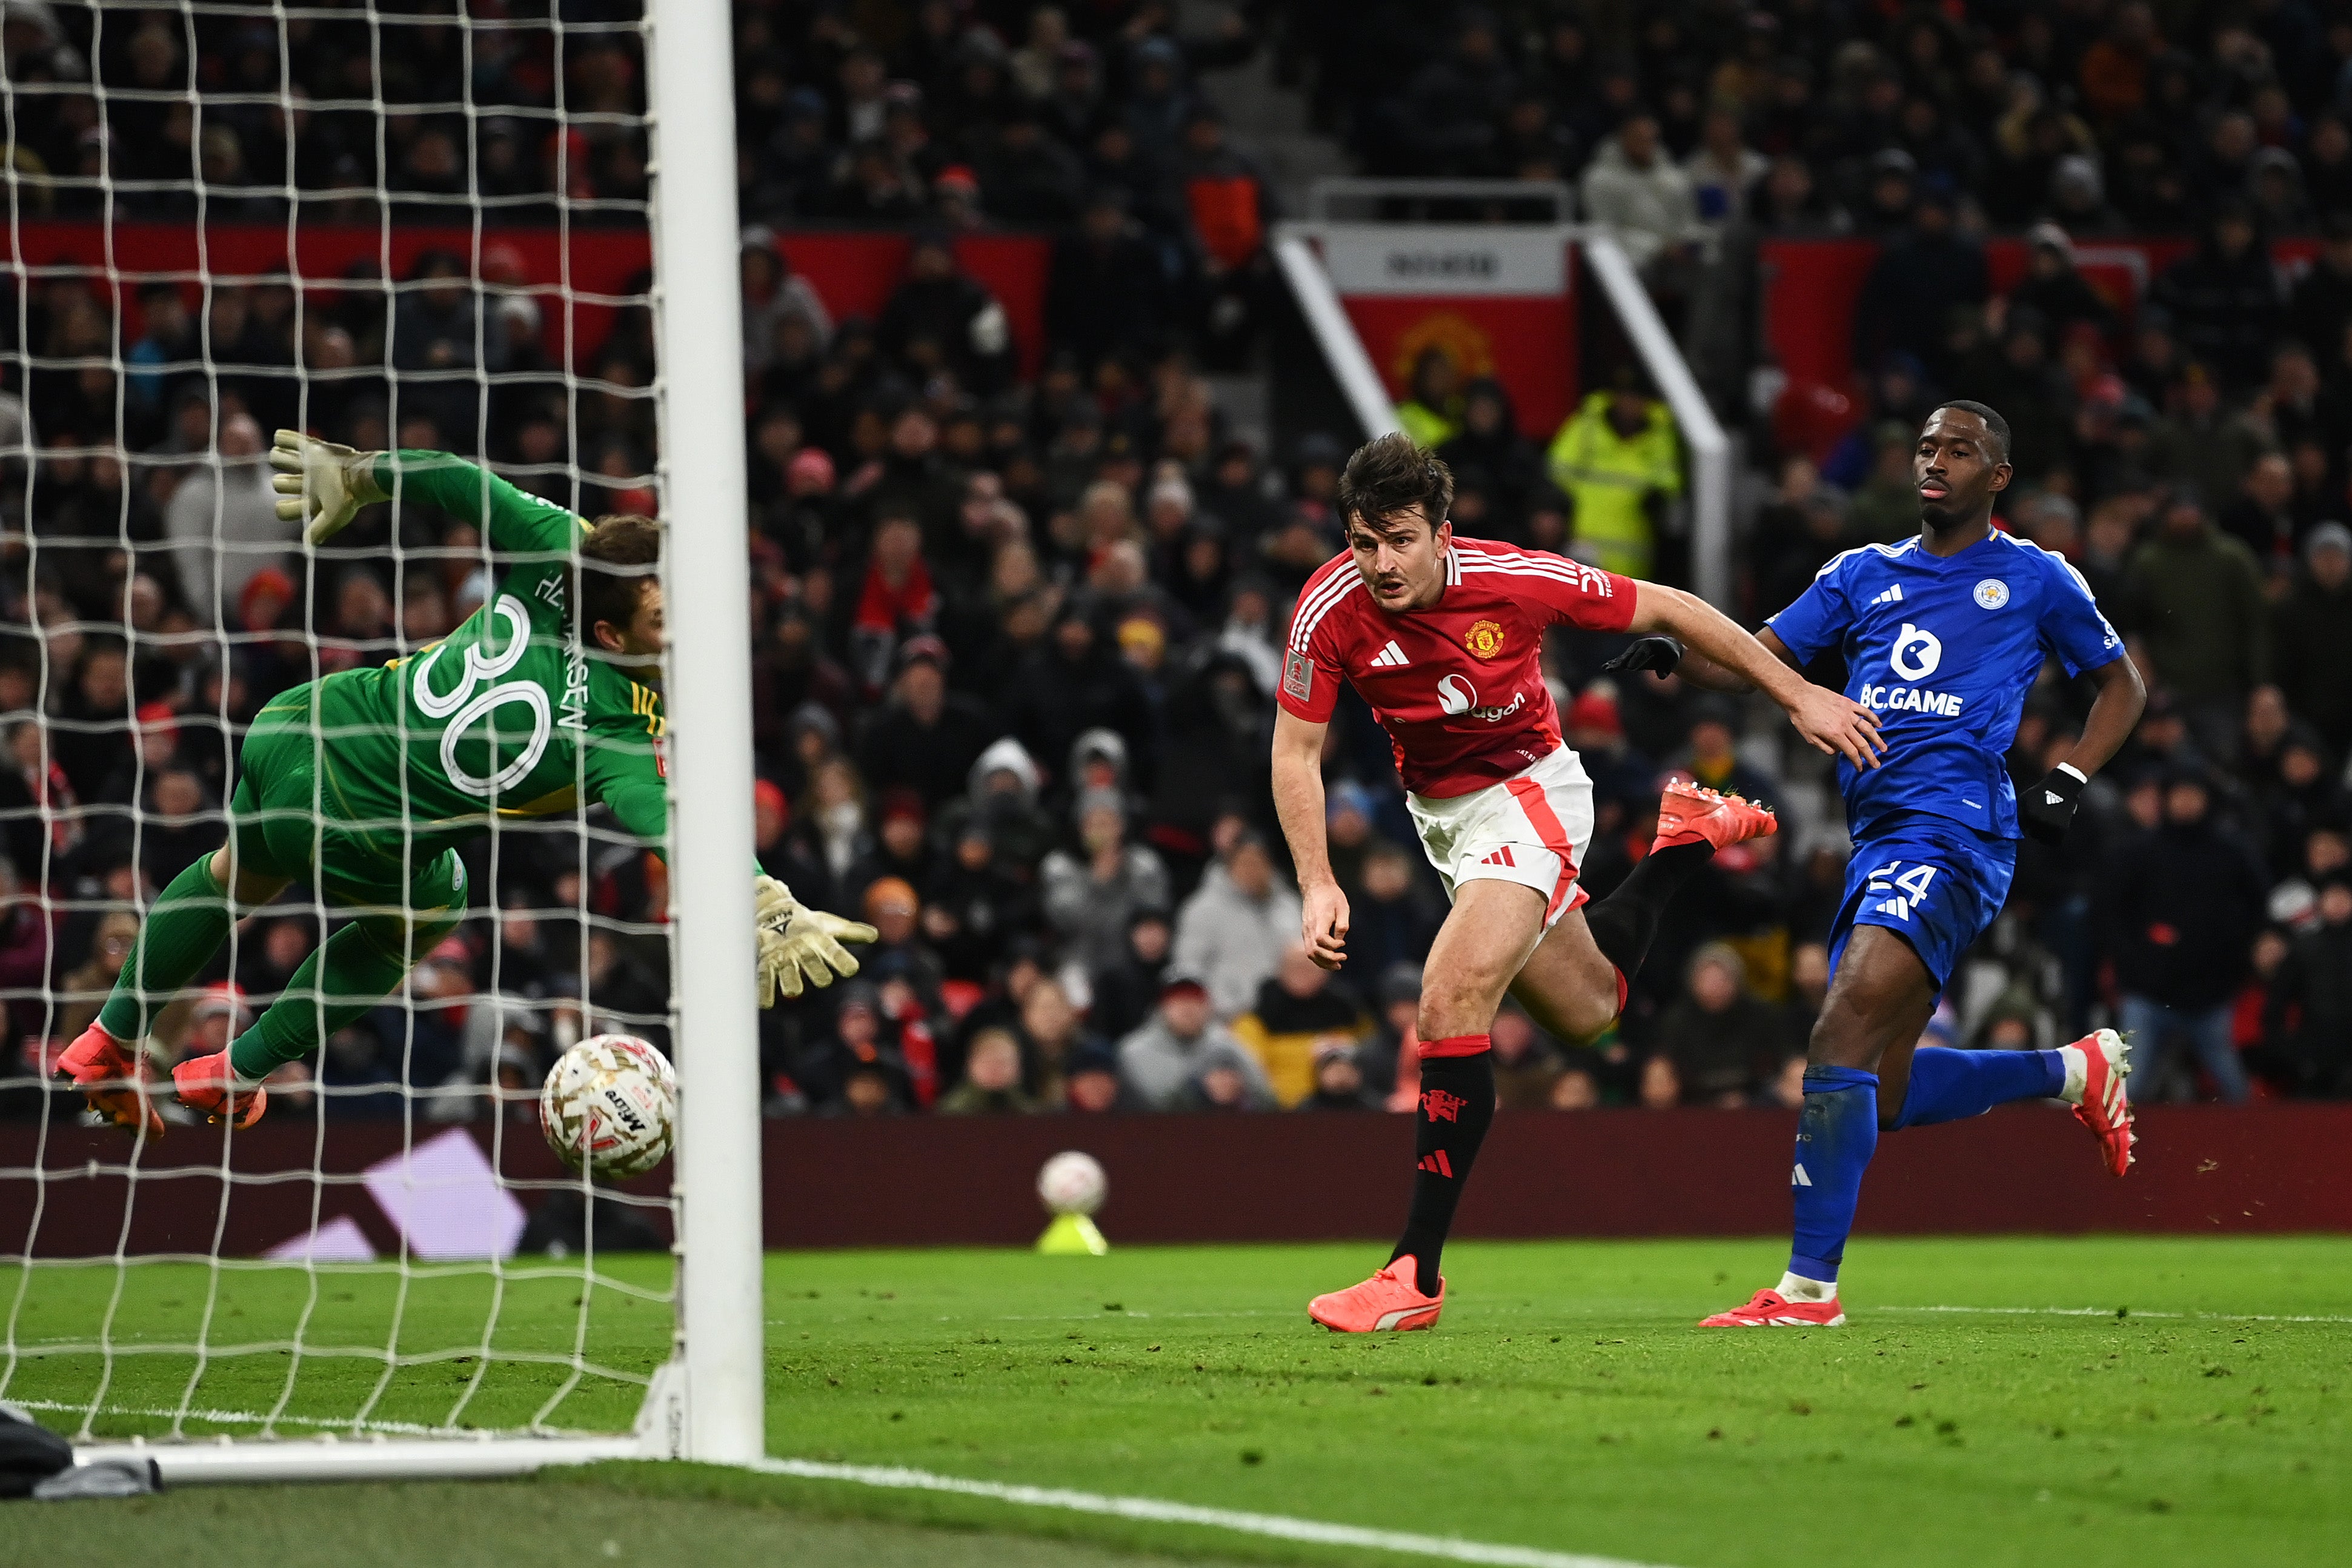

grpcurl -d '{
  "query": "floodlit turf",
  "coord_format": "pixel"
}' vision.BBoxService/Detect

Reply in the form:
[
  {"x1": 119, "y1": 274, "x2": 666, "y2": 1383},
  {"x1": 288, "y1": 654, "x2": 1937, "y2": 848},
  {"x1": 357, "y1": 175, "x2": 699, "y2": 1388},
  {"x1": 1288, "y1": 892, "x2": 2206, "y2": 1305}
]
[
  {"x1": 12, "y1": 1479, "x2": 1267, "y2": 1568},
  {"x1": 7, "y1": 1237, "x2": 2348, "y2": 1568}
]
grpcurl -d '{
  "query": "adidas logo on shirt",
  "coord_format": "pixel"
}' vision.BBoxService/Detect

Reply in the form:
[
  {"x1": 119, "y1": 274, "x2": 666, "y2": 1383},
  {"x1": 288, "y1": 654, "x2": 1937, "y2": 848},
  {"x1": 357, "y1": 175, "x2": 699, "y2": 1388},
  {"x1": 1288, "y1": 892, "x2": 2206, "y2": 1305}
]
[
  {"x1": 1370, "y1": 640, "x2": 1409, "y2": 668},
  {"x1": 1869, "y1": 584, "x2": 1905, "y2": 606}
]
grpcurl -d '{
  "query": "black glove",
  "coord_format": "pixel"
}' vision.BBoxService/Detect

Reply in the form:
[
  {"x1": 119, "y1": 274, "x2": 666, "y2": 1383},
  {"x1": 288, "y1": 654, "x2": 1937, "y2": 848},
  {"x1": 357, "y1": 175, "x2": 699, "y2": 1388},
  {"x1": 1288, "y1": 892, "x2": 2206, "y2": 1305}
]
[
  {"x1": 2019, "y1": 765, "x2": 2086, "y2": 844},
  {"x1": 1601, "y1": 635, "x2": 1684, "y2": 677}
]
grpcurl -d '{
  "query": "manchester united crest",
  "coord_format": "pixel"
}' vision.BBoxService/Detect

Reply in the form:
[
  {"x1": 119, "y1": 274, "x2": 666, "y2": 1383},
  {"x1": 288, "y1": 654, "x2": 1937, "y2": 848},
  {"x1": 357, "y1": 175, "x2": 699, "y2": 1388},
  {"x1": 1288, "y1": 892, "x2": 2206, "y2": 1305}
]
[{"x1": 1463, "y1": 619, "x2": 1506, "y2": 660}]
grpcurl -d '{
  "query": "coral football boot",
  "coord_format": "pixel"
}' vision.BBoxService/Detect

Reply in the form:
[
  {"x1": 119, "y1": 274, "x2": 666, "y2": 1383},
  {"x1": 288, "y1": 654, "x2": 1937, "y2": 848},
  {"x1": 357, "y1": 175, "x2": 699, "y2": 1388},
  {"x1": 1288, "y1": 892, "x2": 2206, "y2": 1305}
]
[
  {"x1": 56, "y1": 1024, "x2": 164, "y2": 1137},
  {"x1": 2070, "y1": 1027, "x2": 2135, "y2": 1178},
  {"x1": 1699, "y1": 1289, "x2": 1847, "y2": 1329},
  {"x1": 170, "y1": 1051, "x2": 268, "y2": 1129},
  {"x1": 1309, "y1": 1257, "x2": 1445, "y2": 1333},
  {"x1": 1653, "y1": 779, "x2": 1778, "y2": 854}
]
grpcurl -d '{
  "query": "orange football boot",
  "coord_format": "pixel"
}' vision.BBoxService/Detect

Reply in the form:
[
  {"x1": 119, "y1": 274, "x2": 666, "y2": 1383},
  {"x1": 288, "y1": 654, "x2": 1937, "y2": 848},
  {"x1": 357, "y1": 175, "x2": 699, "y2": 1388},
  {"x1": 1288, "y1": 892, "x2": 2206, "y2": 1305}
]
[
  {"x1": 170, "y1": 1051, "x2": 268, "y2": 1129},
  {"x1": 56, "y1": 1023, "x2": 164, "y2": 1137},
  {"x1": 1699, "y1": 1289, "x2": 1847, "y2": 1328},
  {"x1": 2068, "y1": 1027, "x2": 2135, "y2": 1178},
  {"x1": 1308, "y1": 1256, "x2": 1445, "y2": 1333},
  {"x1": 1653, "y1": 779, "x2": 1778, "y2": 854}
]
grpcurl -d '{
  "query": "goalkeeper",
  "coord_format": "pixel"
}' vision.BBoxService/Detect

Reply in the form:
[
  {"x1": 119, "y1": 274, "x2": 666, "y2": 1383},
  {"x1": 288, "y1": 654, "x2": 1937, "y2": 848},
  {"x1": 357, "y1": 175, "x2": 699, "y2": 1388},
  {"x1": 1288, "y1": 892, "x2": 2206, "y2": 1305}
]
[{"x1": 59, "y1": 433, "x2": 874, "y2": 1136}]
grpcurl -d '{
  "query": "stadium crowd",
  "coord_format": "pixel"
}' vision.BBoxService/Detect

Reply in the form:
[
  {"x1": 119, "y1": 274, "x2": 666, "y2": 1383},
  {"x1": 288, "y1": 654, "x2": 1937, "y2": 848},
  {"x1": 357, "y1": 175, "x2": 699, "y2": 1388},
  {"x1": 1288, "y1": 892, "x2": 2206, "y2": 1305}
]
[{"x1": 0, "y1": 1, "x2": 2349, "y2": 1125}]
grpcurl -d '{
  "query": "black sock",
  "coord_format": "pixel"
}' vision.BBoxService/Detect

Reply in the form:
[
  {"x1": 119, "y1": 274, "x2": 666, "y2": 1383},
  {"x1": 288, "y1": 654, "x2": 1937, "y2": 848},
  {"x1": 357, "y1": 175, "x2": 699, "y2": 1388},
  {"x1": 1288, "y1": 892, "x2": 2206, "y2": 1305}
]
[
  {"x1": 1581, "y1": 841, "x2": 1712, "y2": 983},
  {"x1": 1389, "y1": 1046, "x2": 1496, "y2": 1294}
]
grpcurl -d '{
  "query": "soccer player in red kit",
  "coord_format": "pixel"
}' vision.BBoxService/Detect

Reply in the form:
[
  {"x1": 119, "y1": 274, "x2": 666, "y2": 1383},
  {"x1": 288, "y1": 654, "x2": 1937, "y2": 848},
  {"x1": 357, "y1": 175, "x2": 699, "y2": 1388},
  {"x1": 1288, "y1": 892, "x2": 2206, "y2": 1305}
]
[{"x1": 1275, "y1": 434, "x2": 1884, "y2": 1332}]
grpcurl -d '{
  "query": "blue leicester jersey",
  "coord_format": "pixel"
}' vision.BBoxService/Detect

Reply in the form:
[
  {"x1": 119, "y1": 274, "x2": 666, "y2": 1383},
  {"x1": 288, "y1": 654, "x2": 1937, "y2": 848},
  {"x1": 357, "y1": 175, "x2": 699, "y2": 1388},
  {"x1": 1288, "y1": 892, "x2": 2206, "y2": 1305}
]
[{"x1": 1766, "y1": 530, "x2": 2123, "y2": 840}]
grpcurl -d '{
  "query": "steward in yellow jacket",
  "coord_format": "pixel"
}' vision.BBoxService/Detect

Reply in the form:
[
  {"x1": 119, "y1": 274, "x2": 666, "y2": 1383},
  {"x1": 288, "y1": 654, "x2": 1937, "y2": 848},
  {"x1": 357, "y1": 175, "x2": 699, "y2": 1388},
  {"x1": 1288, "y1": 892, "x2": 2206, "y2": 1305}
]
[{"x1": 1546, "y1": 384, "x2": 1682, "y2": 578}]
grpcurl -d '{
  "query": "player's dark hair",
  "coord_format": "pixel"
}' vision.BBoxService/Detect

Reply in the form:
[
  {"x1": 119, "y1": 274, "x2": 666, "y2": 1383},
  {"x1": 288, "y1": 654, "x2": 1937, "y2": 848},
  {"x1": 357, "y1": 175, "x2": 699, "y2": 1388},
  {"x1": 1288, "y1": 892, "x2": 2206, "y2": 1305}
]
[
  {"x1": 1929, "y1": 400, "x2": 2011, "y2": 463},
  {"x1": 1335, "y1": 431, "x2": 1453, "y2": 534},
  {"x1": 579, "y1": 514, "x2": 662, "y2": 645}
]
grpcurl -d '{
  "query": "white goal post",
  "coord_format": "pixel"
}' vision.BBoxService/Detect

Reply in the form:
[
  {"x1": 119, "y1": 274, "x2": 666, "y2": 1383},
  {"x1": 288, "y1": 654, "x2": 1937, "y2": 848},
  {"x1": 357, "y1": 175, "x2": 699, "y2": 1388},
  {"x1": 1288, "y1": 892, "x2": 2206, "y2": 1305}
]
[{"x1": 22, "y1": 0, "x2": 763, "y2": 1483}]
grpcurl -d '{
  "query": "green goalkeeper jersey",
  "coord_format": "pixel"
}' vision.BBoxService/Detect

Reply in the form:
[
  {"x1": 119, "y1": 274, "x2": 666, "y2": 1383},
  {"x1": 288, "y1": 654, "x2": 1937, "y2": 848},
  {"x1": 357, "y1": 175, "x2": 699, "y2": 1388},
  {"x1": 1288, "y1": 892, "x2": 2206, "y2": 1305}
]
[{"x1": 279, "y1": 451, "x2": 669, "y2": 860}]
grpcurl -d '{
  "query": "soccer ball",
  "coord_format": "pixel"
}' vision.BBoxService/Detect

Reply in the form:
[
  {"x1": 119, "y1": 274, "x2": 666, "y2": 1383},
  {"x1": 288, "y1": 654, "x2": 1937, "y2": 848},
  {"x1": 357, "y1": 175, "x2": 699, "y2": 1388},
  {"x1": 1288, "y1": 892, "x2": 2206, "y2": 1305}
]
[
  {"x1": 539, "y1": 1034, "x2": 676, "y2": 1180},
  {"x1": 1037, "y1": 1150, "x2": 1107, "y2": 1216}
]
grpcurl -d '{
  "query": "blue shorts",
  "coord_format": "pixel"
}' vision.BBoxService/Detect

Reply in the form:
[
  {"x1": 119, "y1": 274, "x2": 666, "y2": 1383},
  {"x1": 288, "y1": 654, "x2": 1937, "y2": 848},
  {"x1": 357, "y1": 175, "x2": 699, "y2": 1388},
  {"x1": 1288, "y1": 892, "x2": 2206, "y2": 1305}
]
[{"x1": 1827, "y1": 812, "x2": 2015, "y2": 994}]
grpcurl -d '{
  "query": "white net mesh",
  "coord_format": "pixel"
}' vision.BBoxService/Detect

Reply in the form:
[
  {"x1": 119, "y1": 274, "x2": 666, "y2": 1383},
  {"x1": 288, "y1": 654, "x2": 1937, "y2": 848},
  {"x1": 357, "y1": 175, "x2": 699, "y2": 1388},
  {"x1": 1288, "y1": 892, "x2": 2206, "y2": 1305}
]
[{"x1": 0, "y1": 0, "x2": 683, "y2": 1443}]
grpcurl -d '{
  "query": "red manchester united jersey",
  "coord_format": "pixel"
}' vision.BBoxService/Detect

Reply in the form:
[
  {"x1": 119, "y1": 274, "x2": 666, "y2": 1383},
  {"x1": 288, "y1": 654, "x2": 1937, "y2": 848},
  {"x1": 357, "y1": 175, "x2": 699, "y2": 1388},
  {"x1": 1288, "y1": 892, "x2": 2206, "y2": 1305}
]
[{"x1": 1277, "y1": 537, "x2": 1638, "y2": 797}]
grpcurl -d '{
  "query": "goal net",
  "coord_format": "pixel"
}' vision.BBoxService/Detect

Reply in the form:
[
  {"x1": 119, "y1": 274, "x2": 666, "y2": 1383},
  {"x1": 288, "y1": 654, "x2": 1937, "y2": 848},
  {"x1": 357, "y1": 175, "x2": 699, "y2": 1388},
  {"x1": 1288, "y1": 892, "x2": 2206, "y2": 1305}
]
[{"x1": 0, "y1": 0, "x2": 760, "y2": 1476}]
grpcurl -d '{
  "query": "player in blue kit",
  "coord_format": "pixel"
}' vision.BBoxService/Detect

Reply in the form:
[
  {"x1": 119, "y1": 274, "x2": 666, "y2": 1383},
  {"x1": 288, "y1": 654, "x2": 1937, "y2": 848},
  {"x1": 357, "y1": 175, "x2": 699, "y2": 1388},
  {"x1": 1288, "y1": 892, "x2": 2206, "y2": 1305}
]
[{"x1": 1616, "y1": 402, "x2": 2147, "y2": 1327}]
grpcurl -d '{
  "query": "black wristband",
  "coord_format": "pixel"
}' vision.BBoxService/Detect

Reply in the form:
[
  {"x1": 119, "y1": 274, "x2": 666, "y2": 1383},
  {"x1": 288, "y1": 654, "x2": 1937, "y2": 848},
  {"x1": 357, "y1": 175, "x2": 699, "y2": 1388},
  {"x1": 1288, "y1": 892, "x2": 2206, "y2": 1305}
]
[{"x1": 2019, "y1": 765, "x2": 2085, "y2": 843}]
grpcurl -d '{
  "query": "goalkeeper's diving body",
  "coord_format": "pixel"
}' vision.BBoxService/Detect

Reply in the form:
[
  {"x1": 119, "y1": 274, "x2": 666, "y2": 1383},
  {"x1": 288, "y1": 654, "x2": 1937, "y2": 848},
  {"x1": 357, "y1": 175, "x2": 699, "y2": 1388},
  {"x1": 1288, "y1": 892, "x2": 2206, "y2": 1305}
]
[{"x1": 59, "y1": 433, "x2": 875, "y2": 1136}]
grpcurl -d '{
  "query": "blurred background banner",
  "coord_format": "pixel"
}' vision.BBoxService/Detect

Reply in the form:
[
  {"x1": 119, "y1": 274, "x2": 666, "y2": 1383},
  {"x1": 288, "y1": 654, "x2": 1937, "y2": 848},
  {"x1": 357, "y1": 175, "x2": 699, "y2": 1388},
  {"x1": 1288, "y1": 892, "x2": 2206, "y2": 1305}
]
[{"x1": 1315, "y1": 224, "x2": 1579, "y2": 437}]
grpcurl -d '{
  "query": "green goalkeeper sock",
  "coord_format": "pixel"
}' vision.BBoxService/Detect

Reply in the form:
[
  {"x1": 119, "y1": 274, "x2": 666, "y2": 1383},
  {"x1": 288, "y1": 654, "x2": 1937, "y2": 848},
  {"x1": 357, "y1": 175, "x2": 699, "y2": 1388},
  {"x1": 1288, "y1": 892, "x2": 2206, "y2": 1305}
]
[
  {"x1": 227, "y1": 911, "x2": 454, "y2": 1080},
  {"x1": 96, "y1": 859, "x2": 235, "y2": 1043}
]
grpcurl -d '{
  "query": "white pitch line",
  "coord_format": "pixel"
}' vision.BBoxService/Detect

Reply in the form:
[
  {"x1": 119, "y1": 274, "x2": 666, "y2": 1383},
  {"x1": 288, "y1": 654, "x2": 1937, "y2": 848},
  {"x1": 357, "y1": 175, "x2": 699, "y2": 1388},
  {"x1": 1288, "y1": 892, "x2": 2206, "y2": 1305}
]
[
  {"x1": 1878, "y1": 1305, "x2": 2352, "y2": 1326},
  {"x1": 8, "y1": 1397, "x2": 446, "y2": 1437},
  {"x1": 751, "y1": 1457, "x2": 1682, "y2": 1568}
]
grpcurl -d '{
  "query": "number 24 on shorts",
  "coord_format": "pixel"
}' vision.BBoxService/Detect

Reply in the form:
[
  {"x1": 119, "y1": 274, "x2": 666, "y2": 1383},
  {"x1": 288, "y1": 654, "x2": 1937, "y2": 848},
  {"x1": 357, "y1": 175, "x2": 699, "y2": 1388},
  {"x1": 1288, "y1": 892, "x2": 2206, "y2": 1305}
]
[{"x1": 1864, "y1": 860, "x2": 1938, "y2": 923}]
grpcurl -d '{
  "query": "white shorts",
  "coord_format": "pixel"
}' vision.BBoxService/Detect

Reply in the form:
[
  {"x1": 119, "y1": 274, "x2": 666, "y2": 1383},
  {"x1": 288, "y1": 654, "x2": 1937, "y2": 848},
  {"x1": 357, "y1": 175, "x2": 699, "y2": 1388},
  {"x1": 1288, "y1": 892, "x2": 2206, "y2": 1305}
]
[{"x1": 1406, "y1": 745, "x2": 1596, "y2": 931}]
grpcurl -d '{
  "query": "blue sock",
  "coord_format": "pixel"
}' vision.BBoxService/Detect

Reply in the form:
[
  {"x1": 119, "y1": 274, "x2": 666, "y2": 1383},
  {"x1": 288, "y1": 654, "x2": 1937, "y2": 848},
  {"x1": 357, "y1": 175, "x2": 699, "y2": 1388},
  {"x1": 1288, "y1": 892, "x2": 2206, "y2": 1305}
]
[
  {"x1": 1889, "y1": 1047, "x2": 2065, "y2": 1130},
  {"x1": 1789, "y1": 1065, "x2": 1878, "y2": 1284}
]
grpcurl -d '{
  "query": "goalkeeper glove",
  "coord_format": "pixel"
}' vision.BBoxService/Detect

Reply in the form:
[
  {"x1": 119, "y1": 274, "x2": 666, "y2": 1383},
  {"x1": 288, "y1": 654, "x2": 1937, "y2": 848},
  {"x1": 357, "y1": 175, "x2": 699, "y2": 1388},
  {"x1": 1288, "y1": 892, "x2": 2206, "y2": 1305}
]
[
  {"x1": 2019, "y1": 763, "x2": 2087, "y2": 845},
  {"x1": 753, "y1": 874, "x2": 879, "y2": 1006},
  {"x1": 270, "y1": 429, "x2": 387, "y2": 545},
  {"x1": 1601, "y1": 635, "x2": 1685, "y2": 677}
]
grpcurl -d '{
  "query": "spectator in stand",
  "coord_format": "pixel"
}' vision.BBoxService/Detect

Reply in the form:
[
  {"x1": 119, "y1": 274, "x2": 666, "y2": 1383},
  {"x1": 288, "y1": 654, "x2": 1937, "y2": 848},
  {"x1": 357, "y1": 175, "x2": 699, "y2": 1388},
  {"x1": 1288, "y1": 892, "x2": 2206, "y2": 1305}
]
[
  {"x1": 800, "y1": 982, "x2": 912, "y2": 1117},
  {"x1": 857, "y1": 637, "x2": 995, "y2": 813},
  {"x1": 1175, "y1": 104, "x2": 1275, "y2": 368},
  {"x1": 1580, "y1": 111, "x2": 1698, "y2": 277},
  {"x1": 2120, "y1": 489, "x2": 2271, "y2": 763},
  {"x1": 1088, "y1": 909, "x2": 1173, "y2": 1044},
  {"x1": 1852, "y1": 188, "x2": 1987, "y2": 382},
  {"x1": 973, "y1": 99, "x2": 1085, "y2": 224},
  {"x1": 1038, "y1": 787, "x2": 1171, "y2": 978},
  {"x1": 2272, "y1": 523, "x2": 2352, "y2": 752},
  {"x1": 1118, "y1": 971, "x2": 1265, "y2": 1111},
  {"x1": 935, "y1": 1025, "x2": 1041, "y2": 1115},
  {"x1": 1672, "y1": 699, "x2": 1782, "y2": 816},
  {"x1": 1684, "y1": 108, "x2": 1767, "y2": 236},
  {"x1": 878, "y1": 233, "x2": 1015, "y2": 399},
  {"x1": 1652, "y1": 943, "x2": 1784, "y2": 1108},
  {"x1": 1046, "y1": 188, "x2": 1164, "y2": 372},
  {"x1": 2007, "y1": 225, "x2": 2116, "y2": 344},
  {"x1": 1546, "y1": 370, "x2": 1683, "y2": 579},
  {"x1": 2267, "y1": 879, "x2": 2352, "y2": 1097},
  {"x1": 1003, "y1": 608, "x2": 1154, "y2": 794},
  {"x1": 1394, "y1": 347, "x2": 1464, "y2": 452},
  {"x1": 2101, "y1": 769, "x2": 2268, "y2": 1103},
  {"x1": 1343, "y1": 839, "x2": 1443, "y2": 985},
  {"x1": 1017, "y1": 974, "x2": 1097, "y2": 1105},
  {"x1": 1490, "y1": 1001, "x2": 1565, "y2": 1109},
  {"x1": 1172, "y1": 831, "x2": 1300, "y2": 1022},
  {"x1": 1437, "y1": 379, "x2": 1544, "y2": 532},
  {"x1": 1396, "y1": 11, "x2": 1515, "y2": 178},
  {"x1": 2221, "y1": 451, "x2": 2304, "y2": 576},
  {"x1": 2150, "y1": 205, "x2": 2283, "y2": 393},
  {"x1": 162, "y1": 413, "x2": 291, "y2": 632},
  {"x1": 1178, "y1": 1037, "x2": 1281, "y2": 1112},
  {"x1": 2290, "y1": 214, "x2": 2352, "y2": 356},
  {"x1": 1298, "y1": 1039, "x2": 1381, "y2": 1111},
  {"x1": 1231, "y1": 943, "x2": 1369, "y2": 1108}
]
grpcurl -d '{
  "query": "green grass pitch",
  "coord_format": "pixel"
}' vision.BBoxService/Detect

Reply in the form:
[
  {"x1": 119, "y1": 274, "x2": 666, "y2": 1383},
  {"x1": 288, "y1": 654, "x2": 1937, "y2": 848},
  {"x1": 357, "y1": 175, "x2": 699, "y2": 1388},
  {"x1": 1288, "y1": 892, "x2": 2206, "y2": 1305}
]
[{"x1": 7, "y1": 1237, "x2": 2347, "y2": 1567}]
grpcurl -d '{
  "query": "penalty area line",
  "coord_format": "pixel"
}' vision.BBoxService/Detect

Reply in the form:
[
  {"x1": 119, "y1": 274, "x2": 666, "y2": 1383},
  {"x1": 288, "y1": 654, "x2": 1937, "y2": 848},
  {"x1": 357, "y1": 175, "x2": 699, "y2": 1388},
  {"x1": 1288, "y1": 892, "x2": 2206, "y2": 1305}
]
[{"x1": 751, "y1": 1456, "x2": 1682, "y2": 1568}]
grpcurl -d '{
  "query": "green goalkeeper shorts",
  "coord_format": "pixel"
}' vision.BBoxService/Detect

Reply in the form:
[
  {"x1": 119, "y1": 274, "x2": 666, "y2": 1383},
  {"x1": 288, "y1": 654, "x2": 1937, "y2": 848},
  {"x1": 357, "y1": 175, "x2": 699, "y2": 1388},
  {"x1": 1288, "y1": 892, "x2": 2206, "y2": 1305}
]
[{"x1": 229, "y1": 679, "x2": 468, "y2": 916}]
